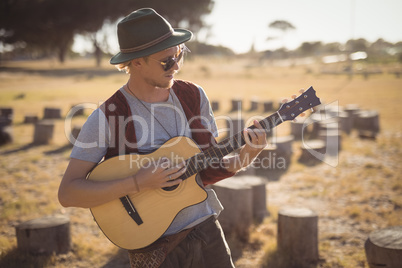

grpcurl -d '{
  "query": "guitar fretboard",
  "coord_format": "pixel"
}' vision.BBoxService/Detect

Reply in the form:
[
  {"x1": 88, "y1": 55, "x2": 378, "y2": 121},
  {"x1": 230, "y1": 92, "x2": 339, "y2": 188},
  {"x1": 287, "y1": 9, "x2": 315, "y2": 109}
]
[{"x1": 179, "y1": 112, "x2": 283, "y2": 180}]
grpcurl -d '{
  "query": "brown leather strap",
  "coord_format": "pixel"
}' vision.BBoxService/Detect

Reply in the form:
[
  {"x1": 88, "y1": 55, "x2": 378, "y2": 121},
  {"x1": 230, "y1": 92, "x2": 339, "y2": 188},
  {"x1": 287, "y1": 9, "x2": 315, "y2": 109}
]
[{"x1": 128, "y1": 227, "x2": 194, "y2": 268}]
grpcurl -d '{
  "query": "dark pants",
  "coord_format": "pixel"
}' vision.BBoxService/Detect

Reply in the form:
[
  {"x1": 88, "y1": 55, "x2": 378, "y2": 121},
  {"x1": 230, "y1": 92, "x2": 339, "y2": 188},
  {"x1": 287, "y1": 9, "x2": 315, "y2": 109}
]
[{"x1": 160, "y1": 217, "x2": 234, "y2": 268}]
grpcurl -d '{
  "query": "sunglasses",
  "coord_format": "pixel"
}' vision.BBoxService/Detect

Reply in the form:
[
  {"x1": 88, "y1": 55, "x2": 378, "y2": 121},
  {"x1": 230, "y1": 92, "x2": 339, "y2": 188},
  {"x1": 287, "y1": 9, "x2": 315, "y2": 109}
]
[{"x1": 149, "y1": 45, "x2": 189, "y2": 72}]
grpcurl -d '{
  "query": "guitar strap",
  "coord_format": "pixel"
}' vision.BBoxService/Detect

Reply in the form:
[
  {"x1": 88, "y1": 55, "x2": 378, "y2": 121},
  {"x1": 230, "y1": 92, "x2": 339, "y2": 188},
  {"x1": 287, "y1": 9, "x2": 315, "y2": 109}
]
[{"x1": 101, "y1": 79, "x2": 235, "y2": 186}]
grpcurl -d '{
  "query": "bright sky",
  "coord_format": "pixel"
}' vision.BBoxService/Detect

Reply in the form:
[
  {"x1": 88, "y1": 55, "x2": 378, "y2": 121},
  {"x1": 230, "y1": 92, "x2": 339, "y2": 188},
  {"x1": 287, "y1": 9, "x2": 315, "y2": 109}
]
[
  {"x1": 198, "y1": 0, "x2": 402, "y2": 53},
  {"x1": 73, "y1": 0, "x2": 402, "y2": 55}
]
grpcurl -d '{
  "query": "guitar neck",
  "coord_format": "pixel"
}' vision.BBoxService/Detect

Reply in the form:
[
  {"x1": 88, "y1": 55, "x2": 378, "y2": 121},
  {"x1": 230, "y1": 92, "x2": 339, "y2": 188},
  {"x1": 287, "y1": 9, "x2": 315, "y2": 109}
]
[{"x1": 180, "y1": 112, "x2": 284, "y2": 180}]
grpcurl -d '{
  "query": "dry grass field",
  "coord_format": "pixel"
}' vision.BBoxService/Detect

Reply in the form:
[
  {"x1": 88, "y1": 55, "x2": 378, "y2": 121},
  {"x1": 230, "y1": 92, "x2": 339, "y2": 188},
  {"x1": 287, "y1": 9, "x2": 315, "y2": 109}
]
[{"x1": 0, "y1": 56, "x2": 401, "y2": 267}]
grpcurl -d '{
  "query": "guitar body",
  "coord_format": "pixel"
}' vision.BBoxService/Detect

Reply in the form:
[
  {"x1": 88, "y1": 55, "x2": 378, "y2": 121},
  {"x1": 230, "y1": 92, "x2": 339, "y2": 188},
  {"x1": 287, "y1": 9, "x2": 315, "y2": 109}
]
[{"x1": 88, "y1": 136, "x2": 207, "y2": 250}]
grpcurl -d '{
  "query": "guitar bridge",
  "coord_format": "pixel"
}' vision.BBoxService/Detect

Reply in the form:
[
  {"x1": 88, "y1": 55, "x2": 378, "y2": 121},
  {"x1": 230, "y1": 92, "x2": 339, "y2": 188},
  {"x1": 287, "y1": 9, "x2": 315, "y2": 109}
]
[{"x1": 120, "y1": 196, "x2": 143, "y2": 226}]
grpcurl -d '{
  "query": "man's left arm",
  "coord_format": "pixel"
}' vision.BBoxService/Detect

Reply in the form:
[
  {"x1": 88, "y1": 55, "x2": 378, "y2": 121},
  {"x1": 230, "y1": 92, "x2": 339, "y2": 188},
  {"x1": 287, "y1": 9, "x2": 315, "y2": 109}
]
[{"x1": 223, "y1": 120, "x2": 268, "y2": 173}]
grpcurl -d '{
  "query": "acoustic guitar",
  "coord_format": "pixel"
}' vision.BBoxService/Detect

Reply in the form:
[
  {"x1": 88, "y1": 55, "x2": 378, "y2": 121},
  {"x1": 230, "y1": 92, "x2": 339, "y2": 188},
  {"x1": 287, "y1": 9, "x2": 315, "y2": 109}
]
[{"x1": 87, "y1": 86, "x2": 321, "y2": 249}]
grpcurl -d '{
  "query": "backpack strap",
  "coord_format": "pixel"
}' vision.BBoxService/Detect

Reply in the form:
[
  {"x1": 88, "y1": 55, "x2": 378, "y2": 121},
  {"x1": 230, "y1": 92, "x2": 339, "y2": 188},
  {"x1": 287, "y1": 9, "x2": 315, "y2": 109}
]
[
  {"x1": 173, "y1": 80, "x2": 235, "y2": 185},
  {"x1": 101, "y1": 90, "x2": 138, "y2": 160}
]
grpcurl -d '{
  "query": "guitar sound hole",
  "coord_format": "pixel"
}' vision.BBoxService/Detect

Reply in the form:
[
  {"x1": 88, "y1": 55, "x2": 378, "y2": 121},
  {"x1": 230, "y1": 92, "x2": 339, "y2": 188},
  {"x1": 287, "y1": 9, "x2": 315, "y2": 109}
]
[{"x1": 162, "y1": 185, "x2": 179, "y2": 191}]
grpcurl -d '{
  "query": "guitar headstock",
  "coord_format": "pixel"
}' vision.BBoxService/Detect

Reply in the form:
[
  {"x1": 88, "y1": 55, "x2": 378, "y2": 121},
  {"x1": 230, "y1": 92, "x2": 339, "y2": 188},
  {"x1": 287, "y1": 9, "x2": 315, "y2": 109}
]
[{"x1": 278, "y1": 86, "x2": 321, "y2": 121}]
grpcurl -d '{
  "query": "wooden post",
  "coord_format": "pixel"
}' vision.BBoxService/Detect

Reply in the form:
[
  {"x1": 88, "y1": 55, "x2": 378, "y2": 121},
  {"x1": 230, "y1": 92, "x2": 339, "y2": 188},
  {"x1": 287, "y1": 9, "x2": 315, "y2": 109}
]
[
  {"x1": 308, "y1": 113, "x2": 323, "y2": 139},
  {"x1": 339, "y1": 112, "x2": 353, "y2": 135},
  {"x1": 344, "y1": 104, "x2": 360, "y2": 128},
  {"x1": 273, "y1": 135, "x2": 294, "y2": 157},
  {"x1": 0, "y1": 123, "x2": 13, "y2": 146},
  {"x1": 263, "y1": 100, "x2": 274, "y2": 112},
  {"x1": 232, "y1": 175, "x2": 269, "y2": 222},
  {"x1": 69, "y1": 125, "x2": 82, "y2": 146},
  {"x1": 277, "y1": 207, "x2": 319, "y2": 267},
  {"x1": 68, "y1": 104, "x2": 85, "y2": 117},
  {"x1": 355, "y1": 110, "x2": 380, "y2": 139},
  {"x1": 254, "y1": 143, "x2": 292, "y2": 181},
  {"x1": 290, "y1": 120, "x2": 306, "y2": 140},
  {"x1": 211, "y1": 178, "x2": 253, "y2": 241},
  {"x1": 299, "y1": 140, "x2": 326, "y2": 165},
  {"x1": 249, "y1": 97, "x2": 260, "y2": 111},
  {"x1": 33, "y1": 120, "x2": 54, "y2": 145},
  {"x1": 43, "y1": 107, "x2": 62, "y2": 119},
  {"x1": 230, "y1": 98, "x2": 242, "y2": 112},
  {"x1": 15, "y1": 215, "x2": 71, "y2": 254},
  {"x1": 24, "y1": 114, "x2": 39, "y2": 124},
  {"x1": 319, "y1": 129, "x2": 342, "y2": 156},
  {"x1": 365, "y1": 226, "x2": 402, "y2": 268},
  {"x1": 211, "y1": 101, "x2": 219, "y2": 112},
  {"x1": 318, "y1": 118, "x2": 339, "y2": 132},
  {"x1": 0, "y1": 107, "x2": 13, "y2": 126}
]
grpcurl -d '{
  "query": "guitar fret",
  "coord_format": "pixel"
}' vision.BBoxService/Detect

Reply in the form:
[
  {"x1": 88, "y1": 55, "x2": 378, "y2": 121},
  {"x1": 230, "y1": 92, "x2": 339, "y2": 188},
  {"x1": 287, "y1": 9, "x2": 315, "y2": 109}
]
[
  {"x1": 233, "y1": 134, "x2": 243, "y2": 149},
  {"x1": 221, "y1": 142, "x2": 230, "y2": 155},
  {"x1": 187, "y1": 158, "x2": 196, "y2": 174}
]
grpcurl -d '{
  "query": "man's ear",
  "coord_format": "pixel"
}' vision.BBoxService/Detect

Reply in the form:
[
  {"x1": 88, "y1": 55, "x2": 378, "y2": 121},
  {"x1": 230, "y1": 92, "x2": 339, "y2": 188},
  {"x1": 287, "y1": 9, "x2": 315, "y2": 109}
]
[{"x1": 131, "y1": 58, "x2": 143, "y2": 68}]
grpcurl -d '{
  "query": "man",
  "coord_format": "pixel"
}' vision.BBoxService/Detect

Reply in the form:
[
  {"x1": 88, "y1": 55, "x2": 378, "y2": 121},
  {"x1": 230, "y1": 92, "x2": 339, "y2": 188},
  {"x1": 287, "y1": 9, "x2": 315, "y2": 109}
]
[{"x1": 58, "y1": 8, "x2": 267, "y2": 267}]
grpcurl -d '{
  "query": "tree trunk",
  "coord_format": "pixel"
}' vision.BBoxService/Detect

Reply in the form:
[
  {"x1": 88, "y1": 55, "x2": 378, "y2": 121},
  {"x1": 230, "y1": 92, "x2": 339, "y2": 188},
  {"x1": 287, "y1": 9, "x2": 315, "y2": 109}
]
[
  {"x1": 33, "y1": 120, "x2": 55, "y2": 145},
  {"x1": 365, "y1": 226, "x2": 402, "y2": 268},
  {"x1": 15, "y1": 215, "x2": 71, "y2": 254},
  {"x1": 277, "y1": 207, "x2": 319, "y2": 267}
]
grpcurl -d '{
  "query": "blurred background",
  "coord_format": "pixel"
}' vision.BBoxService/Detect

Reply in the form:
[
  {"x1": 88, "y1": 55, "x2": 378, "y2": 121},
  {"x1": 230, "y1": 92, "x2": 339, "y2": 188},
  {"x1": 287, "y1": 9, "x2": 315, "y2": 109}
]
[
  {"x1": 1, "y1": 0, "x2": 401, "y2": 65},
  {"x1": 1, "y1": 1, "x2": 401, "y2": 268}
]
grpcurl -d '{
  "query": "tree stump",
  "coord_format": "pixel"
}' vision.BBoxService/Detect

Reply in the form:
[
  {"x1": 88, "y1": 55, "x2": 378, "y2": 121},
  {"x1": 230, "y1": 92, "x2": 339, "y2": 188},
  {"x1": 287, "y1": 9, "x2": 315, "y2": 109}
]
[
  {"x1": 43, "y1": 107, "x2": 62, "y2": 119},
  {"x1": 272, "y1": 135, "x2": 294, "y2": 157},
  {"x1": 211, "y1": 177, "x2": 254, "y2": 241},
  {"x1": 277, "y1": 207, "x2": 319, "y2": 267},
  {"x1": 230, "y1": 98, "x2": 242, "y2": 112},
  {"x1": 291, "y1": 120, "x2": 306, "y2": 140},
  {"x1": 235, "y1": 165, "x2": 256, "y2": 177},
  {"x1": 33, "y1": 120, "x2": 55, "y2": 145},
  {"x1": 0, "y1": 124, "x2": 13, "y2": 146},
  {"x1": 299, "y1": 140, "x2": 326, "y2": 165},
  {"x1": 344, "y1": 104, "x2": 360, "y2": 128},
  {"x1": 306, "y1": 113, "x2": 321, "y2": 139},
  {"x1": 254, "y1": 144, "x2": 291, "y2": 181},
  {"x1": 231, "y1": 175, "x2": 269, "y2": 222},
  {"x1": 319, "y1": 129, "x2": 342, "y2": 156},
  {"x1": 68, "y1": 125, "x2": 82, "y2": 146},
  {"x1": 0, "y1": 107, "x2": 13, "y2": 126},
  {"x1": 249, "y1": 98, "x2": 260, "y2": 111},
  {"x1": 318, "y1": 118, "x2": 339, "y2": 132},
  {"x1": 263, "y1": 100, "x2": 274, "y2": 112},
  {"x1": 355, "y1": 110, "x2": 380, "y2": 139},
  {"x1": 211, "y1": 101, "x2": 219, "y2": 112},
  {"x1": 365, "y1": 226, "x2": 402, "y2": 268},
  {"x1": 15, "y1": 215, "x2": 71, "y2": 254},
  {"x1": 67, "y1": 104, "x2": 86, "y2": 117},
  {"x1": 24, "y1": 114, "x2": 39, "y2": 124},
  {"x1": 339, "y1": 112, "x2": 353, "y2": 135}
]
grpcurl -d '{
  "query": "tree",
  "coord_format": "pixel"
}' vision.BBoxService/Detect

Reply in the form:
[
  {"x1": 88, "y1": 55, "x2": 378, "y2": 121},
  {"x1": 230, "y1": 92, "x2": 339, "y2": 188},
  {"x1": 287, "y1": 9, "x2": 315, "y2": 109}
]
[
  {"x1": 268, "y1": 20, "x2": 296, "y2": 49},
  {"x1": 345, "y1": 38, "x2": 369, "y2": 53},
  {"x1": 0, "y1": 0, "x2": 131, "y2": 62},
  {"x1": 0, "y1": 0, "x2": 214, "y2": 64},
  {"x1": 298, "y1": 41, "x2": 322, "y2": 56}
]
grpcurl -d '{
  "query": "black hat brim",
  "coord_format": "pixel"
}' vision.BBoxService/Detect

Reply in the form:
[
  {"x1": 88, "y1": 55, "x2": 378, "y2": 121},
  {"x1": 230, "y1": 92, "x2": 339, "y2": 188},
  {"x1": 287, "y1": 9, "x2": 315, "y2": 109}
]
[{"x1": 110, "y1": 29, "x2": 192, "y2": 65}]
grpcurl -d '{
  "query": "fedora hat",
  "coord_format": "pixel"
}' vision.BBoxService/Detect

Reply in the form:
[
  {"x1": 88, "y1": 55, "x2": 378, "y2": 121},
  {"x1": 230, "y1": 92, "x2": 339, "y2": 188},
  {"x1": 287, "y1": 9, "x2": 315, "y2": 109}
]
[{"x1": 110, "y1": 8, "x2": 193, "y2": 65}]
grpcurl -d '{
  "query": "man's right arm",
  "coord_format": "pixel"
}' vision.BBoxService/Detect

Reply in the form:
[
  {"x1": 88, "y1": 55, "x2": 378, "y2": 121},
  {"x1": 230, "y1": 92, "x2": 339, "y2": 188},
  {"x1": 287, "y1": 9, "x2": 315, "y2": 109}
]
[
  {"x1": 58, "y1": 157, "x2": 187, "y2": 209},
  {"x1": 58, "y1": 158, "x2": 137, "y2": 208}
]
